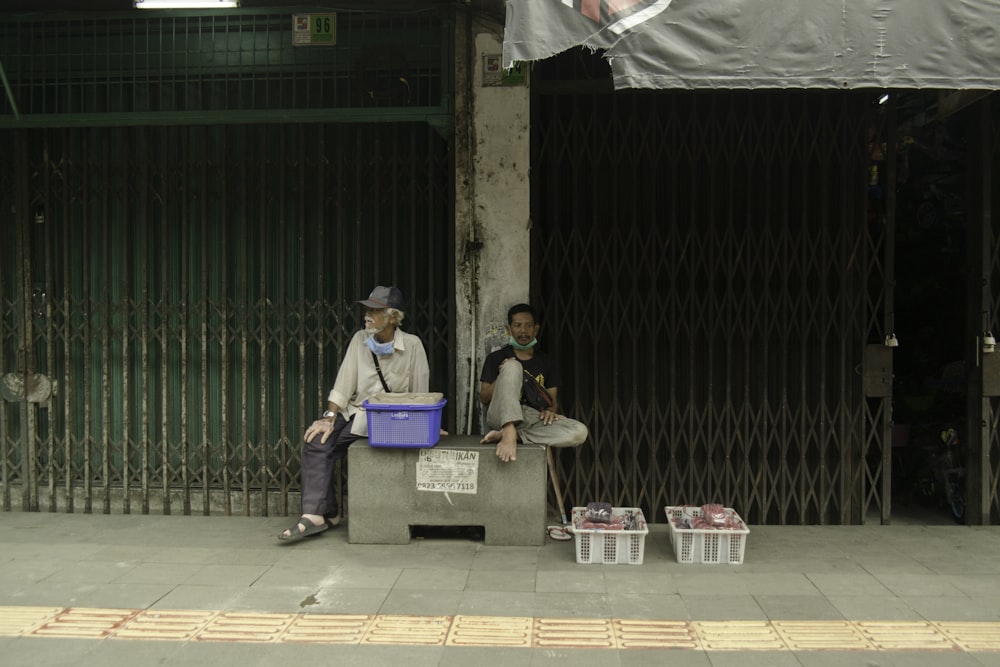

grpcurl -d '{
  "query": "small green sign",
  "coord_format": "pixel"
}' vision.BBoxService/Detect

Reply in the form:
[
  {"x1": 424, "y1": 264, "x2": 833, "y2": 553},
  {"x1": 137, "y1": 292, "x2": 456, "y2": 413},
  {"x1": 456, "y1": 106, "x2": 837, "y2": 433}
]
[
  {"x1": 292, "y1": 14, "x2": 336, "y2": 47},
  {"x1": 502, "y1": 61, "x2": 527, "y2": 86},
  {"x1": 311, "y1": 14, "x2": 335, "y2": 44}
]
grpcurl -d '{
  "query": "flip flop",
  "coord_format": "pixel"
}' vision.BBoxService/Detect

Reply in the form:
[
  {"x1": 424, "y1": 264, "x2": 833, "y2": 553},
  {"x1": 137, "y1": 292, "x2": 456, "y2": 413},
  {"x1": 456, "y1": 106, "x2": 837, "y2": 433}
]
[
  {"x1": 278, "y1": 516, "x2": 329, "y2": 542},
  {"x1": 547, "y1": 525, "x2": 572, "y2": 541}
]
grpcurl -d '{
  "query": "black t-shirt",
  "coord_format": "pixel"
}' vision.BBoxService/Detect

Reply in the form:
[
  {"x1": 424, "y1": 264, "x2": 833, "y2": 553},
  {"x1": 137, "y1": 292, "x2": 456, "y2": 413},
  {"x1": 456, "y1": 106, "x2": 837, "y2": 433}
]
[{"x1": 480, "y1": 345, "x2": 561, "y2": 401}]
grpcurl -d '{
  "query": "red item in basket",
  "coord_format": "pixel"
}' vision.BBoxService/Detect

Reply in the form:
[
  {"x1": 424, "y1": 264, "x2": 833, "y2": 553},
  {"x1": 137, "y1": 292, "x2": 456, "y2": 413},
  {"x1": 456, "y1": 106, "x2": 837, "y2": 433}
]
[
  {"x1": 701, "y1": 503, "x2": 728, "y2": 526},
  {"x1": 585, "y1": 502, "x2": 613, "y2": 523},
  {"x1": 687, "y1": 504, "x2": 744, "y2": 530},
  {"x1": 581, "y1": 519, "x2": 624, "y2": 530}
]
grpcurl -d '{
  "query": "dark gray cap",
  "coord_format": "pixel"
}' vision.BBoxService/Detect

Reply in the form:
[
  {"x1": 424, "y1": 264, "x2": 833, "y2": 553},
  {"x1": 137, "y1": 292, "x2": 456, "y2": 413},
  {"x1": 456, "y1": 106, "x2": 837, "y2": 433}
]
[{"x1": 358, "y1": 285, "x2": 404, "y2": 310}]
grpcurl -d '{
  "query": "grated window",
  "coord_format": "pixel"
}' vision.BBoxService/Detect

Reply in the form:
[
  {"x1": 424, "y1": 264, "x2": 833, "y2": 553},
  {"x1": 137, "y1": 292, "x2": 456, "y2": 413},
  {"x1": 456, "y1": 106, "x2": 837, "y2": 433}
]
[{"x1": 0, "y1": 10, "x2": 448, "y2": 119}]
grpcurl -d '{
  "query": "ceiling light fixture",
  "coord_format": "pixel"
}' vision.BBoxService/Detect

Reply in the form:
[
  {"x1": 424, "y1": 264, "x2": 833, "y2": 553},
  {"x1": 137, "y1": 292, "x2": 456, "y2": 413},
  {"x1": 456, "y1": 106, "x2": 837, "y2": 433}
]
[{"x1": 135, "y1": 0, "x2": 241, "y2": 8}]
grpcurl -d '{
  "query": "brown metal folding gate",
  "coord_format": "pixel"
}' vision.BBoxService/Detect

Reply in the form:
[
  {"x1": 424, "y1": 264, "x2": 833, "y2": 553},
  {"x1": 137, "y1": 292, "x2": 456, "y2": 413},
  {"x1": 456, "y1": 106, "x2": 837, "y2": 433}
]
[
  {"x1": 531, "y1": 69, "x2": 891, "y2": 524},
  {"x1": 0, "y1": 123, "x2": 452, "y2": 515}
]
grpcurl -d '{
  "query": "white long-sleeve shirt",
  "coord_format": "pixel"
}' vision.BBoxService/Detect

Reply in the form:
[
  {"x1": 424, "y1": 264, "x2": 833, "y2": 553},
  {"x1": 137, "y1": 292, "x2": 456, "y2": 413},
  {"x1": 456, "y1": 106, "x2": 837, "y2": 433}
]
[{"x1": 327, "y1": 328, "x2": 430, "y2": 436}]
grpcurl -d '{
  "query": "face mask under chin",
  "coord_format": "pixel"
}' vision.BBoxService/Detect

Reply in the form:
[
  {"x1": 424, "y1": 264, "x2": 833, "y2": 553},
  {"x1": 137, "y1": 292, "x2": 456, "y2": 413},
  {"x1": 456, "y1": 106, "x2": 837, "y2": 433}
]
[
  {"x1": 509, "y1": 335, "x2": 537, "y2": 351},
  {"x1": 366, "y1": 334, "x2": 394, "y2": 356}
]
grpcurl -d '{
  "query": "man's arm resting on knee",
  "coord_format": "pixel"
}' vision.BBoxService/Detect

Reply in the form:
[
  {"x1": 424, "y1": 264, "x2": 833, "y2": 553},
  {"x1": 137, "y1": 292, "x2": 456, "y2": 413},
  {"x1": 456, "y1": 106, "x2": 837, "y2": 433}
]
[
  {"x1": 305, "y1": 401, "x2": 343, "y2": 443},
  {"x1": 479, "y1": 380, "x2": 495, "y2": 406}
]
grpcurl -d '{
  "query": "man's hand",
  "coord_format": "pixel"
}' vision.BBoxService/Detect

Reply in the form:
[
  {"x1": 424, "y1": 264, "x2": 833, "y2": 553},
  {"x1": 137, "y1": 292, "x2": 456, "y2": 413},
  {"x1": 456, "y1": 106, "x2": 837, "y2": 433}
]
[
  {"x1": 304, "y1": 418, "x2": 336, "y2": 444},
  {"x1": 539, "y1": 409, "x2": 563, "y2": 425}
]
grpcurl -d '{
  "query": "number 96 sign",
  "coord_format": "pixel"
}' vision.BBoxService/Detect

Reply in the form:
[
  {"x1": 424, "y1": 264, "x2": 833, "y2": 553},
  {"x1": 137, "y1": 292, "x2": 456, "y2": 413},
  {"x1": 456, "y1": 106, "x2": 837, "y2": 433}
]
[{"x1": 293, "y1": 14, "x2": 337, "y2": 46}]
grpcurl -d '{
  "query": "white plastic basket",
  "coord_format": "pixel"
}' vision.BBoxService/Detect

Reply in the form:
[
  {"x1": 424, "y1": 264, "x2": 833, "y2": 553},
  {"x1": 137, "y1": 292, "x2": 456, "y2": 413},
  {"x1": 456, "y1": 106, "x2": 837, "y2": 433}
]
[
  {"x1": 569, "y1": 507, "x2": 648, "y2": 565},
  {"x1": 665, "y1": 505, "x2": 749, "y2": 564}
]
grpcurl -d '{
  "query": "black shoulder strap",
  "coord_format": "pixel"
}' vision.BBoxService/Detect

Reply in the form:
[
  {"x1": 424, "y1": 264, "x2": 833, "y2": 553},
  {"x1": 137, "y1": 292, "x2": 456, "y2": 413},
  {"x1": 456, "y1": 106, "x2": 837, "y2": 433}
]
[{"x1": 371, "y1": 352, "x2": 391, "y2": 393}]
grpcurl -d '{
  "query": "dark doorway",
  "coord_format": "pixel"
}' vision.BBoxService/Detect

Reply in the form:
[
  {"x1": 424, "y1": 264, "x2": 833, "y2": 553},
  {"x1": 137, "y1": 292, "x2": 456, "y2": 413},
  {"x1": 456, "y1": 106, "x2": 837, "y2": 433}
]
[
  {"x1": 533, "y1": 49, "x2": 885, "y2": 525},
  {"x1": 889, "y1": 91, "x2": 969, "y2": 525}
]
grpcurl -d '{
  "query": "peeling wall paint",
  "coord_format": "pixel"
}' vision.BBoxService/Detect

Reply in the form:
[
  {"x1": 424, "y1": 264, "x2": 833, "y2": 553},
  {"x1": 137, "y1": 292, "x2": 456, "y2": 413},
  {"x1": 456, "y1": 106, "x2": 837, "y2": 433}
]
[{"x1": 453, "y1": 22, "x2": 531, "y2": 434}]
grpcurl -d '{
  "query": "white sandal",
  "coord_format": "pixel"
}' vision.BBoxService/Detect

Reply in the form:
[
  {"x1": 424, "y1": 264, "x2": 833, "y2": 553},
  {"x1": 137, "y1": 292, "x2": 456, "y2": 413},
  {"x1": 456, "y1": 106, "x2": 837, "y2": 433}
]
[{"x1": 547, "y1": 525, "x2": 572, "y2": 541}]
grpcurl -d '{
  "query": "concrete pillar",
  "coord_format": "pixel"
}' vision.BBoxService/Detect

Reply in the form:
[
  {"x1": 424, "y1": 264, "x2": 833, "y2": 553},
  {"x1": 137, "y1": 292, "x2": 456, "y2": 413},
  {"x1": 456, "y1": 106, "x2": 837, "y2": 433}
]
[{"x1": 454, "y1": 14, "x2": 531, "y2": 435}]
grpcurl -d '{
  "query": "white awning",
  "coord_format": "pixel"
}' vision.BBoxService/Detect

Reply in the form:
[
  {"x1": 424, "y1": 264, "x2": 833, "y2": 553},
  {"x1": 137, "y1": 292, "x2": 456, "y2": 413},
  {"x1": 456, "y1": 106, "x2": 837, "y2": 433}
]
[{"x1": 502, "y1": 0, "x2": 1000, "y2": 90}]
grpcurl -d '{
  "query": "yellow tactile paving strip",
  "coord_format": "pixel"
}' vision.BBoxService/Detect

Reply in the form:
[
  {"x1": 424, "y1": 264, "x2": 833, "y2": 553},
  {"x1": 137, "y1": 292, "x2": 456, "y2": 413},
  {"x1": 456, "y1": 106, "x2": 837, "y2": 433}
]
[{"x1": 2, "y1": 606, "x2": 1000, "y2": 651}]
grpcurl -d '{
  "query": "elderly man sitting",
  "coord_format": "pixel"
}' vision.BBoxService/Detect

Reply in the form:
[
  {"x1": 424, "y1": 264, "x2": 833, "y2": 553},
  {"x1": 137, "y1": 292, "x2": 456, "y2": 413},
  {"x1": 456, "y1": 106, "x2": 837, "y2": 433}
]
[{"x1": 279, "y1": 285, "x2": 429, "y2": 542}]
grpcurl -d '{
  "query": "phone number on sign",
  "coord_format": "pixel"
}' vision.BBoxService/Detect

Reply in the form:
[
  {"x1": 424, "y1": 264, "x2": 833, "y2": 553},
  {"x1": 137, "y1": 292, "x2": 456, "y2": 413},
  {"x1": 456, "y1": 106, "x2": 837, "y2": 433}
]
[{"x1": 416, "y1": 482, "x2": 476, "y2": 492}]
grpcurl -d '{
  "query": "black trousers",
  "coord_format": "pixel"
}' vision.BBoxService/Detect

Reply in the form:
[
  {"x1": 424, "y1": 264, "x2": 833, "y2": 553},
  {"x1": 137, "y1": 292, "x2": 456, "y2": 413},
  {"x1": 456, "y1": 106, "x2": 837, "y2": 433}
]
[{"x1": 299, "y1": 414, "x2": 362, "y2": 518}]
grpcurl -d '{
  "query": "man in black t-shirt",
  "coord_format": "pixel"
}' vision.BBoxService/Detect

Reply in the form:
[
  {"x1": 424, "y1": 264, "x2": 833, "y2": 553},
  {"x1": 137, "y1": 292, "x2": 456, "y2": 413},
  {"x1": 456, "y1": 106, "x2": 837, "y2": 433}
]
[{"x1": 479, "y1": 304, "x2": 588, "y2": 462}]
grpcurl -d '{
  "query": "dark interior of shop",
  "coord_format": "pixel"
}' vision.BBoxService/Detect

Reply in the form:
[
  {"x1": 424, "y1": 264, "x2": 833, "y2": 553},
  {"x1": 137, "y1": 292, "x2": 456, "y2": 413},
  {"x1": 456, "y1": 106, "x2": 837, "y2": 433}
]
[{"x1": 887, "y1": 90, "x2": 972, "y2": 524}]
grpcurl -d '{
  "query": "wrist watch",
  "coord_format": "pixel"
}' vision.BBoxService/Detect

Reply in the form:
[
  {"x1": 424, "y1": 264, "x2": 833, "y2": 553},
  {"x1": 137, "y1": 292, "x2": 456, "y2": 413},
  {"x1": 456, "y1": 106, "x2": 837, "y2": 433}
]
[{"x1": 322, "y1": 410, "x2": 336, "y2": 419}]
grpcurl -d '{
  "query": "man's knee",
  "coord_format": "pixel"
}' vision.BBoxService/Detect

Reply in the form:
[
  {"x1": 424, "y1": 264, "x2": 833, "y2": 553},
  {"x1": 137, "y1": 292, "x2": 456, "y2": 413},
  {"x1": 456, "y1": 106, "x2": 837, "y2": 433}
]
[
  {"x1": 559, "y1": 420, "x2": 588, "y2": 447},
  {"x1": 302, "y1": 432, "x2": 332, "y2": 459},
  {"x1": 496, "y1": 359, "x2": 523, "y2": 387},
  {"x1": 499, "y1": 359, "x2": 523, "y2": 374}
]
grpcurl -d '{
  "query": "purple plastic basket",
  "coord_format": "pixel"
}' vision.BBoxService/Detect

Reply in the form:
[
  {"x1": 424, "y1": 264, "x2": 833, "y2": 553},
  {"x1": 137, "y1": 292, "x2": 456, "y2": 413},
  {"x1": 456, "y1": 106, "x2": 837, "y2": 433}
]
[{"x1": 362, "y1": 398, "x2": 447, "y2": 448}]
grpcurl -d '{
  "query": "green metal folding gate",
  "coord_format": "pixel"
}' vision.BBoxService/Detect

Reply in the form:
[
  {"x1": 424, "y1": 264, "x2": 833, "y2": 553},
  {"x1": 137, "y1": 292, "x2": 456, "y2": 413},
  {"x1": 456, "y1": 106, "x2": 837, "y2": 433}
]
[
  {"x1": 531, "y1": 57, "x2": 892, "y2": 525},
  {"x1": 0, "y1": 9, "x2": 454, "y2": 516},
  {"x1": 1, "y1": 123, "x2": 452, "y2": 515}
]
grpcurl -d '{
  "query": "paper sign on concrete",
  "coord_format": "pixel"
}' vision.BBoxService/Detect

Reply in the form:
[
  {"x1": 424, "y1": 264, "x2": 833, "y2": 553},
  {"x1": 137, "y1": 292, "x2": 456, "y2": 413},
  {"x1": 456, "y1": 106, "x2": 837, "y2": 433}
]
[{"x1": 416, "y1": 448, "x2": 479, "y2": 494}]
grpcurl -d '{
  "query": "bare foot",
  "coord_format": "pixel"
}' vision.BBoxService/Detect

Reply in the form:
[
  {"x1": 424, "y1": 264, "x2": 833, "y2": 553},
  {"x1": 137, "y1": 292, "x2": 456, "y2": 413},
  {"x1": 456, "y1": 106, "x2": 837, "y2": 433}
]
[
  {"x1": 496, "y1": 426, "x2": 518, "y2": 462},
  {"x1": 480, "y1": 430, "x2": 501, "y2": 444}
]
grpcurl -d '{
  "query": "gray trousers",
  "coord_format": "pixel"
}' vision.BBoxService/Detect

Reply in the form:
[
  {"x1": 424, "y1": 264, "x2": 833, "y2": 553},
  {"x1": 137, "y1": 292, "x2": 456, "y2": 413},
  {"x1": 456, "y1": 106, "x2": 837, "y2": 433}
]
[
  {"x1": 485, "y1": 359, "x2": 589, "y2": 448},
  {"x1": 299, "y1": 414, "x2": 361, "y2": 518}
]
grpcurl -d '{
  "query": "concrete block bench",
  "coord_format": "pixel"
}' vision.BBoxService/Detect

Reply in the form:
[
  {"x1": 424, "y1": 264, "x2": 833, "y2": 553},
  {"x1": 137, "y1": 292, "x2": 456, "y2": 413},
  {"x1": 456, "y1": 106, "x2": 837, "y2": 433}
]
[{"x1": 347, "y1": 435, "x2": 546, "y2": 546}]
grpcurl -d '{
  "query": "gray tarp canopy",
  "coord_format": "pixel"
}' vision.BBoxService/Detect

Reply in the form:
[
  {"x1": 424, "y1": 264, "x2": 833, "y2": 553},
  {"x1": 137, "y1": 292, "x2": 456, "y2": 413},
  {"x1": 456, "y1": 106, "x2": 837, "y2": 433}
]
[{"x1": 502, "y1": 0, "x2": 1000, "y2": 90}]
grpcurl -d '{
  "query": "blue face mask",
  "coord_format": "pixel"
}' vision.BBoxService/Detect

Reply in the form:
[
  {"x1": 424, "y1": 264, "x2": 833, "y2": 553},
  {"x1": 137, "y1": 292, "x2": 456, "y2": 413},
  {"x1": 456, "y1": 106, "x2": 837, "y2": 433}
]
[
  {"x1": 509, "y1": 336, "x2": 537, "y2": 351},
  {"x1": 366, "y1": 335, "x2": 395, "y2": 356}
]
